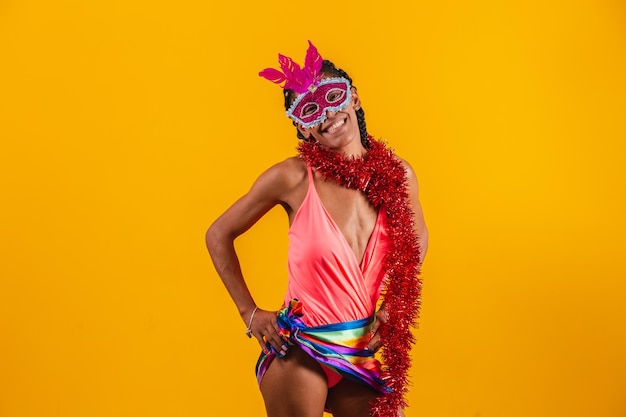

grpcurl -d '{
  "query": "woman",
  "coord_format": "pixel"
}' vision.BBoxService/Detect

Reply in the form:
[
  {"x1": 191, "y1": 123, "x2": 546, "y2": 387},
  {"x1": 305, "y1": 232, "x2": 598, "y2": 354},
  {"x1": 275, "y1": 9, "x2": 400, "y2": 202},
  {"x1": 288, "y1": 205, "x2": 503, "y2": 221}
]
[{"x1": 206, "y1": 41, "x2": 428, "y2": 417}]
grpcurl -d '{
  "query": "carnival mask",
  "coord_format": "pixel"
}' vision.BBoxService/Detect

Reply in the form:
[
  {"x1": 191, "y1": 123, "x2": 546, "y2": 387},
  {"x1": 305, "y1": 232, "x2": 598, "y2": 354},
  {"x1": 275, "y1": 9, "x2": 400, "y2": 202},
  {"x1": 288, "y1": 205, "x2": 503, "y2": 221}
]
[
  {"x1": 286, "y1": 77, "x2": 352, "y2": 128},
  {"x1": 259, "y1": 41, "x2": 352, "y2": 128}
]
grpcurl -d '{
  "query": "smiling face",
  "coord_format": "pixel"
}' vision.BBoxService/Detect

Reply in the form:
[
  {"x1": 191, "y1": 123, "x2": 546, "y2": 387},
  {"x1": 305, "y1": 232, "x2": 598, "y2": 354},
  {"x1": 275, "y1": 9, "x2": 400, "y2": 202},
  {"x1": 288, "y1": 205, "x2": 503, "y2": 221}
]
[
  {"x1": 286, "y1": 77, "x2": 352, "y2": 128},
  {"x1": 293, "y1": 81, "x2": 363, "y2": 153}
]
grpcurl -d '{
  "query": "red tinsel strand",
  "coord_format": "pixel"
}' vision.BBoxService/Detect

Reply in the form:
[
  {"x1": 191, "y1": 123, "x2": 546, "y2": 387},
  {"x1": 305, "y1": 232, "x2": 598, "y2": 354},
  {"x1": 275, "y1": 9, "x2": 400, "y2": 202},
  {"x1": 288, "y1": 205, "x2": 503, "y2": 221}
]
[{"x1": 298, "y1": 137, "x2": 422, "y2": 417}]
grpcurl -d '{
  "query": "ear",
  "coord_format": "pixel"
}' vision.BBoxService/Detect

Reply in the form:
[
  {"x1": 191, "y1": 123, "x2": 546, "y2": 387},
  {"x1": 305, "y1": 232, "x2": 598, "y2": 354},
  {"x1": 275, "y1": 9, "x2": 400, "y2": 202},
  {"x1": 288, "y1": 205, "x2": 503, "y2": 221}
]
[
  {"x1": 296, "y1": 123, "x2": 312, "y2": 139},
  {"x1": 350, "y1": 86, "x2": 361, "y2": 110}
]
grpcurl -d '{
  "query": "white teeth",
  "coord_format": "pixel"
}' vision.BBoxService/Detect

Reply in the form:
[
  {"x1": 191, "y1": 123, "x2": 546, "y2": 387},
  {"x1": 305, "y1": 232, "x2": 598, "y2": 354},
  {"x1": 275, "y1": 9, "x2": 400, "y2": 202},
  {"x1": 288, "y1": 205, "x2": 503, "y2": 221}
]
[{"x1": 326, "y1": 118, "x2": 345, "y2": 133}]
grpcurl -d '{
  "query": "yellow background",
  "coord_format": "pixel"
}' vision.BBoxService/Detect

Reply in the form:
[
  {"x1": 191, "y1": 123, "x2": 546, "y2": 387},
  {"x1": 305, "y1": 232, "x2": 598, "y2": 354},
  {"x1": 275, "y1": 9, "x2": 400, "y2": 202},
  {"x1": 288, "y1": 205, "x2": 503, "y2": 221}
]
[{"x1": 1, "y1": 0, "x2": 625, "y2": 416}]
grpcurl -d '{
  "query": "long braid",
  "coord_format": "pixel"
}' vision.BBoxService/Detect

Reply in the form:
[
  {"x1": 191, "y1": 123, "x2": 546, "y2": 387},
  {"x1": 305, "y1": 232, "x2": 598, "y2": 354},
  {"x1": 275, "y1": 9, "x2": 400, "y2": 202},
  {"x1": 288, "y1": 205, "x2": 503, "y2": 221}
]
[{"x1": 283, "y1": 60, "x2": 370, "y2": 148}]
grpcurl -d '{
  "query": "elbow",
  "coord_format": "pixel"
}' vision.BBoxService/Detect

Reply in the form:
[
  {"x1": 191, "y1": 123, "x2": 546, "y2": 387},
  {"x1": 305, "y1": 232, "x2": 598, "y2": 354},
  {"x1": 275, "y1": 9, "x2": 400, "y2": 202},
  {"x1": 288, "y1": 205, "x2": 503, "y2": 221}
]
[
  {"x1": 205, "y1": 222, "x2": 222, "y2": 256},
  {"x1": 205, "y1": 219, "x2": 236, "y2": 256}
]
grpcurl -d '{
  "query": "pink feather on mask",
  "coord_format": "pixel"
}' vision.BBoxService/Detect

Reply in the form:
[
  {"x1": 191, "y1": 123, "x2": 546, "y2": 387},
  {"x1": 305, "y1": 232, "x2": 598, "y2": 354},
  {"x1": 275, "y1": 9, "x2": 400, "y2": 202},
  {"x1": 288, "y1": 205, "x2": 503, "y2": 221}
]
[
  {"x1": 258, "y1": 68, "x2": 286, "y2": 85},
  {"x1": 278, "y1": 54, "x2": 300, "y2": 78},
  {"x1": 303, "y1": 40, "x2": 323, "y2": 82},
  {"x1": 258, "y1": 41, "x2": 324, "y2": 94}
]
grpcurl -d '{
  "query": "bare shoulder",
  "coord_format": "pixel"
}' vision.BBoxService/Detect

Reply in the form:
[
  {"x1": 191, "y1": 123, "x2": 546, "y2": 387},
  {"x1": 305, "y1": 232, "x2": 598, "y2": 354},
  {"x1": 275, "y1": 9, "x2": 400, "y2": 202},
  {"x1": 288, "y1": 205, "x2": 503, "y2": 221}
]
[
  {"x1": 273, "y1": 156, "x2": 307, "y2": 186},
  {"x1": 260, "y1": 156, "x2": 306, "y2": 188},
  {"x1": 249, "y1": 155, "x2": 307, "y2": 203},
  {"x1": 394, "y1": 155, "x2": 419, "y2": 189}
]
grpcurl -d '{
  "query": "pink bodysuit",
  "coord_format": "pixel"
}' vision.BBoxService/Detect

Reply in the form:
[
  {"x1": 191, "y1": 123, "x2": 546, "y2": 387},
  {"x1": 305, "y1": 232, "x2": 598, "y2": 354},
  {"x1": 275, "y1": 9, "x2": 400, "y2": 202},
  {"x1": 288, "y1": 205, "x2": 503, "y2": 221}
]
[{"x1": 283, "y1": 164, "x2": 390, "y2": 386}]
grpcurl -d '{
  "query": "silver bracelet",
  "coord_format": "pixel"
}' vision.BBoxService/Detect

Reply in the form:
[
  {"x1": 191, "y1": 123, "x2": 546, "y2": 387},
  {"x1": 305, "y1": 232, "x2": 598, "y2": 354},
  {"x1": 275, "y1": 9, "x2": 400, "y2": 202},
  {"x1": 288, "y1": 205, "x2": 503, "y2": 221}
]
[{"x1": 245, "y1": 306, "x2": 259, "y2": 338}]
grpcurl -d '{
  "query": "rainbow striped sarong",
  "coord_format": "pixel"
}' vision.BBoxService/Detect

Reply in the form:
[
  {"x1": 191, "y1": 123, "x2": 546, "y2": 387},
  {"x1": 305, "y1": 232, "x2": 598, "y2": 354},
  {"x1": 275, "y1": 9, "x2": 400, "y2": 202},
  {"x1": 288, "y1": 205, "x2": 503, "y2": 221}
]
[{"x1": 255, "y1": 299, "x2": 390, "y2": 393}]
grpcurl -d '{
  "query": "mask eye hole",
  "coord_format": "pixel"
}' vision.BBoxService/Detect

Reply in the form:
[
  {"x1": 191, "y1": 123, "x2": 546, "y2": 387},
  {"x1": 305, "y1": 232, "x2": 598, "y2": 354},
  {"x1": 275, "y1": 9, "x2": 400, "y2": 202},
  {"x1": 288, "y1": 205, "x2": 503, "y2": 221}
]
[
  {"x1": 301, "y1": 102, "x2": 319, "y2": 117},
  {"x1": 325, "y1": 88, "x2": 346, "y2": 104}
]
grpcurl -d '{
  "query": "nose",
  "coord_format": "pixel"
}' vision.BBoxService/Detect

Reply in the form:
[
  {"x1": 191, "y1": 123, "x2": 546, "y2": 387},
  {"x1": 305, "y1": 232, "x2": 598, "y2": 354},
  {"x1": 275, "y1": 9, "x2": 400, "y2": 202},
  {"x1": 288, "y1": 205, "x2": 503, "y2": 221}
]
[{"x1": 325, "y1": 109, "x2": 337, "y2": 118}]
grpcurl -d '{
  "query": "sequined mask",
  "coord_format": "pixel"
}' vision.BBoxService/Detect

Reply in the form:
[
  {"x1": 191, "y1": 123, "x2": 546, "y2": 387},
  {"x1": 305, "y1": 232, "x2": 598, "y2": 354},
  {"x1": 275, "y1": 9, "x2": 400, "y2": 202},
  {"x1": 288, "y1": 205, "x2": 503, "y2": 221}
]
[{"x1": 286, "y1": 77, "x2": 352, "y2": 128}]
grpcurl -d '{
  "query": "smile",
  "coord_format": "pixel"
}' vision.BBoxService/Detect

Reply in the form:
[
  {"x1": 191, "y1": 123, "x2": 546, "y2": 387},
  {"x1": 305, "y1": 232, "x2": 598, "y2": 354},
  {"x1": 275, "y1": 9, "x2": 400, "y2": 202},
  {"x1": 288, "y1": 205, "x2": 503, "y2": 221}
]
[{"x1": 324, "y1": 118, "x2": 346, "y2": 134}]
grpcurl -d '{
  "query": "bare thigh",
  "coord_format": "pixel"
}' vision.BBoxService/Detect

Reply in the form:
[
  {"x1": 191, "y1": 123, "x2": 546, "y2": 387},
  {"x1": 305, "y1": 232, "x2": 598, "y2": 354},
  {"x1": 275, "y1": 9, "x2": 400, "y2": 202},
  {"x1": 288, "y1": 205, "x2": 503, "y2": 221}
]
[
  {"x1": 259, "y1": 347, "x2": 328, "y2": 417},
  {"x1": 326, "y1": 379, "x2": 406, "y2": 417}
]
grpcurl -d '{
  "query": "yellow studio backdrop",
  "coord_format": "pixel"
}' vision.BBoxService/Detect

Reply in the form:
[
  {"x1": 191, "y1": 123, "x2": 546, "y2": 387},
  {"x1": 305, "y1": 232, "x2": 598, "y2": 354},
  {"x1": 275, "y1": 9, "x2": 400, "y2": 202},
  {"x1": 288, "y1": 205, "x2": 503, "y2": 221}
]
[{"x1": 1, "y1": 0, "x2": 625, "y2": 416}]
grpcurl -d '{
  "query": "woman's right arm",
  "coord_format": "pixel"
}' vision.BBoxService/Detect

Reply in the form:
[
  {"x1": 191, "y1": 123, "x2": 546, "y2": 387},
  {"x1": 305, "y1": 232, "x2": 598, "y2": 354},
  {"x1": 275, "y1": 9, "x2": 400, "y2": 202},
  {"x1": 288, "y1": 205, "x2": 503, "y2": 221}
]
[{"x1": 205, "y1": 158, "x2": 302, "y2": 355}]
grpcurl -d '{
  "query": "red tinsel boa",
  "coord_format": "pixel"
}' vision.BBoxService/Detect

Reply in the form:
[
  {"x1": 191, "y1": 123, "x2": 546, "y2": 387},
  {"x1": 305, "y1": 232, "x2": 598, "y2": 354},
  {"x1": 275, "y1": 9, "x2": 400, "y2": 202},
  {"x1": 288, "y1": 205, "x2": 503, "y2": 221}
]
[{"x1": 298, "y1": 137, "x2": 422, "y2": 417}]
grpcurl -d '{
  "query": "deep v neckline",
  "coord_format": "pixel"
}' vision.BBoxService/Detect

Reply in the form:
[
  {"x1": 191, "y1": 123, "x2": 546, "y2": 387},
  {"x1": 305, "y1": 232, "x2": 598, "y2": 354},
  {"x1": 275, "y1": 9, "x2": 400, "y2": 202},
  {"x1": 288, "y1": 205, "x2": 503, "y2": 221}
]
[{"x1": 308, "y1": 170, "x2": 382, "y2": 268}]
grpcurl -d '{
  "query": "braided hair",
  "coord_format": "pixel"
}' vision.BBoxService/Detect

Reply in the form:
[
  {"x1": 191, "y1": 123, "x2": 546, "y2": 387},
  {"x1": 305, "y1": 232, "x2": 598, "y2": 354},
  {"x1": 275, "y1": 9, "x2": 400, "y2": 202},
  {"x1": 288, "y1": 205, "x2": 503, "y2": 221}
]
[{"x1": 283, "y1": 60, "x2": 370, "y2": 149}]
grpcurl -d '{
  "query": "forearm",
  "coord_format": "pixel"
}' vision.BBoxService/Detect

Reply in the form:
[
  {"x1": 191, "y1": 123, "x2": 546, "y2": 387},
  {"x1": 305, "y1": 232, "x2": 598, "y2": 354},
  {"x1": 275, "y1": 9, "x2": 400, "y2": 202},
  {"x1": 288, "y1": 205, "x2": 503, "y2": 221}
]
[{"x1": 205, "y1": 223, "x2": 257, "y2": 324}]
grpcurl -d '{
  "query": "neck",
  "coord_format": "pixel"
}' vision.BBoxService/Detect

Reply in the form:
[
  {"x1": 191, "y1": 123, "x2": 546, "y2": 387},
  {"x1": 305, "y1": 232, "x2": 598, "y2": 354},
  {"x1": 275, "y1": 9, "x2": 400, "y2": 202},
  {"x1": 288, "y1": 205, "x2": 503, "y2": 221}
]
[
  {"x1": 317, "y1": 139, "x2": 368, "y2": 157},
  {"x1": 342, "y1": 138, "x2": 368, "y2": 156}
]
